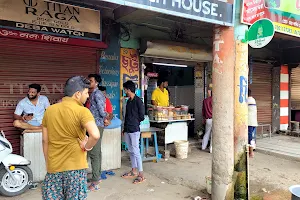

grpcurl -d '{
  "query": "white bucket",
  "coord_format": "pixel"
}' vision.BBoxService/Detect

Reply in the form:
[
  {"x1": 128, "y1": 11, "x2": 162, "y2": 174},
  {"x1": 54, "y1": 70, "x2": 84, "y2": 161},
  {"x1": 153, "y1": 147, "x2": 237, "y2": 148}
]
[
  {"x1": 290, "y1": 185, "x2": 300, "y2": 200},
  {"x1": 174, "y1": 140, "x2": 189, "y2": 159},
  {"x1": 206, "y1": 176, "x2": 212, "y2": 195}
]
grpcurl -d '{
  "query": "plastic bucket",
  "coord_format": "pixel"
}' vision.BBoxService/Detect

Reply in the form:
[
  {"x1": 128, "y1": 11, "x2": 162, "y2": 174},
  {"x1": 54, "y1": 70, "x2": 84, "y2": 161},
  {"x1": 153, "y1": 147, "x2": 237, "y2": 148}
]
[
  {"x1": 206, "y1": 176, "x2": 212, "y2": 194},
  {"x1": 174, "y1": 140, "x2": 189, "y2": 159},
  {"x1": 290, "y1": 185, "x2": 300, "y2": 200}
]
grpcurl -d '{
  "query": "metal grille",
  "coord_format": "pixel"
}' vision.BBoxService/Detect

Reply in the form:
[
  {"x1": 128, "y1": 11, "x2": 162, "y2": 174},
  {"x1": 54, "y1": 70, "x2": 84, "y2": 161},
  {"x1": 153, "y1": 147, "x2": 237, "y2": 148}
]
[
  {"x1": 0, "y1": 37, "x2": 99, "y2": 154},
  {"x1": 291, "y1": 67, "x2": 300, "y2": 110},
  {"x1": 250, "y1": 62, "x2": 273, "y2": 125}
]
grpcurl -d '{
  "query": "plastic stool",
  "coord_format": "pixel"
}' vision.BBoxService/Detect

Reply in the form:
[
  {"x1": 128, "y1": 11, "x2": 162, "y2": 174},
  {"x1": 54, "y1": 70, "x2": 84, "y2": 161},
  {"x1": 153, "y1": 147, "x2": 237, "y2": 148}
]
[{"x1": 140, "y1": 132, "x2": 159, "y2": 162}]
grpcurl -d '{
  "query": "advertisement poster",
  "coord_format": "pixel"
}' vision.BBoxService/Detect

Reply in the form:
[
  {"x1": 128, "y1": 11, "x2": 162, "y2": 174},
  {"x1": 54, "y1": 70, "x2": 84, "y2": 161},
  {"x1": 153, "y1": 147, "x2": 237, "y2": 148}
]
[
  {"x1": 241, "y1": 0, "x2": 300, "y2": 37},
  {"x1": 100, "y1": 32, "x2": 120, "y2": 117},
  {"x1": 120, "y1": 48, "x2": 140, "y2": 89}
]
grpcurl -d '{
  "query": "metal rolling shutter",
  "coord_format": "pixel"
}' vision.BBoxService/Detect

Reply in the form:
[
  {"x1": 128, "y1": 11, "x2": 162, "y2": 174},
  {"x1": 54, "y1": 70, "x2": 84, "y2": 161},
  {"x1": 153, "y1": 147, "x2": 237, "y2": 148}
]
[
  {"x1": 291, "y1": 67, "x2": 300, "y2": 110},
  {"x1": 250, "y1": 62, "x2": 273, "y2": 125},
  {"x1": 0, "y1": 37, "x2": 99, "y2": 154}
]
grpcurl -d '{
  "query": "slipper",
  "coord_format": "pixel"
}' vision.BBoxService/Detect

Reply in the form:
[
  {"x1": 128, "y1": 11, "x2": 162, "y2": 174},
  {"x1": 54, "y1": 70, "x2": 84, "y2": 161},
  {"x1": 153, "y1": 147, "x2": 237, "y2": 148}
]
[
  {"x1": 106, "y1": 170, "x2": 115, "y2": 176},
  {"x1": 100, "y1": 172, "x2": 107, "y2": 180},
  {"x1": 87, "y1": 183, "x2": 99, "y2": 192},
  {"x1": 133, "y1": 176, "x2": 146, "y2": 184},
  {"x1": 121, "y1": 171, "x2": 137, "y2": 179}
]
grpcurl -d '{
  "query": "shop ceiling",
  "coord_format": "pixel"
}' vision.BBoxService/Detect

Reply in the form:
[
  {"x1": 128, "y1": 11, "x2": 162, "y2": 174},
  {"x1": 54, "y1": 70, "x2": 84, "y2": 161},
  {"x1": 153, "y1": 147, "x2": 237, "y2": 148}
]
[{"x1": 55, "y1": 0, "x2": 300, "y2": 64}]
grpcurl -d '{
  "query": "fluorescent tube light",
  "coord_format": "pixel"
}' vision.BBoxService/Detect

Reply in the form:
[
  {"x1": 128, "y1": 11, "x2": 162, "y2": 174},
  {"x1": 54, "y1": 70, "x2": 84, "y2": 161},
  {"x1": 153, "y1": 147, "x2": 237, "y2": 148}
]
[{"x1": 153, "y1": 62, "x2": 188, "y2": 68}]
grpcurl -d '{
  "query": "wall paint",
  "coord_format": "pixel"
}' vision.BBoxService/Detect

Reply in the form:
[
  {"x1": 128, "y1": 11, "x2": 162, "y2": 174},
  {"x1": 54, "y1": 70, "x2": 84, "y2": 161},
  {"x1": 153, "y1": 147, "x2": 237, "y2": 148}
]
[{"x1": 100, "y1": 29, "x2": 121, "y2": 117}]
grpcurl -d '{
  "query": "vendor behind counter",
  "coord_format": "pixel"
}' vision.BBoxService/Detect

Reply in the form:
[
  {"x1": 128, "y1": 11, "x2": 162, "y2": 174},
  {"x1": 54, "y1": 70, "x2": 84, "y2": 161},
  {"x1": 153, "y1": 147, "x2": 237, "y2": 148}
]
[{"x1": 151, "y1": 79, "x2": 169, "y2": 107}]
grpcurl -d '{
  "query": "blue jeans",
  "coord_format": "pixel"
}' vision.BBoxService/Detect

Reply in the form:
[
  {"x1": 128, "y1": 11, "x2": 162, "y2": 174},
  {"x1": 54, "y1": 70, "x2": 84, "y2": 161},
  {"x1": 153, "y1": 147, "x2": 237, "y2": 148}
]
[
  {"x1": 124, "y1": 132, "x2": 143, "y2": 172},
  {"x1": 248, "y1": 126, "x2": 256, "y2": 144}
]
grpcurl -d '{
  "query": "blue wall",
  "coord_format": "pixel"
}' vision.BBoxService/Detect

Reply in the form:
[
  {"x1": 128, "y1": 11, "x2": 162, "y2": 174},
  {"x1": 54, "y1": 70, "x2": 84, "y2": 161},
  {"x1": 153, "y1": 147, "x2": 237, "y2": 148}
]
[{"x1": 100, "y1": 29, "x2": 120, "y2": 117}]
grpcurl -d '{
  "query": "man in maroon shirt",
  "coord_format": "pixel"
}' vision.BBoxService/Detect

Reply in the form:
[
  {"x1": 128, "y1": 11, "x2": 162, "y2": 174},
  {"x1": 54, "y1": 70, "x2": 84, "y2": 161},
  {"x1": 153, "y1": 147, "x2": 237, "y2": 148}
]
[{"x1": 202, "y1": 85, "x2": 213, "y2": 152}]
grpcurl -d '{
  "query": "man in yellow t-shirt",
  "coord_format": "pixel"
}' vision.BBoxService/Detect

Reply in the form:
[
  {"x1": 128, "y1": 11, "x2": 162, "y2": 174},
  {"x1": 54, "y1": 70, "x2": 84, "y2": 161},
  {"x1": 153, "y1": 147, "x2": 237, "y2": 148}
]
[
  {"x1": 42, "y1": 76, "x2": 100, "y2": 200},
  {"x1": 151, "y1": 78, "x2": 169, "y2": 107}
]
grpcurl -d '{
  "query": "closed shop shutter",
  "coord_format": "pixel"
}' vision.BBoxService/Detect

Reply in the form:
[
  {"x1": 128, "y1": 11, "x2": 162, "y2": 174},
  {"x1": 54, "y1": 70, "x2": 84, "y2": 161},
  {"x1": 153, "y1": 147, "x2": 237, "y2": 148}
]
[
  {"x1": 291, "y1": 67, "x2": 300, "y2": 110},
  {"x1": 0, "y1": 37, "x2": 99, "y2": 154},
  {"x1": 250, "y1": 62, "x2": 273, "y2": 125}
]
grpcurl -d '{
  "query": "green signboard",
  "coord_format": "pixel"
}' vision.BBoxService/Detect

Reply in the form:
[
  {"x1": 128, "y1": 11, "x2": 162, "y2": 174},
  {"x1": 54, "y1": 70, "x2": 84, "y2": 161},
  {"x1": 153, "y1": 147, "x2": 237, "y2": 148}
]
[{"x1": 248, "y1": 18, "x2": 275, "y2": 49}]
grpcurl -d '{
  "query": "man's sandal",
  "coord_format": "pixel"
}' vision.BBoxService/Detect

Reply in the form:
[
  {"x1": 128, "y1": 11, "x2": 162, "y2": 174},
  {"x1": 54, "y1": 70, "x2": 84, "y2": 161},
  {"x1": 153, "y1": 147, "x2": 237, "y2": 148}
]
[
  {"x1": 133, "y1": 176, "x2": 146, "y2": 184},
  {"x1": 121, "y1": 171, "x2": 137, "y2": 179},
  {"x1": 87, "y1": 183, "x2": 99, "y2": 192}
]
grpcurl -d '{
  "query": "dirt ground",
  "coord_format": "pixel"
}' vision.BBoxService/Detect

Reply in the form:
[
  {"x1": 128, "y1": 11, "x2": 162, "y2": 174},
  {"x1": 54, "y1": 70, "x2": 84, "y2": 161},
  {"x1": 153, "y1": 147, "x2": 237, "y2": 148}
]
[{"x1": 1, "y1": 149, "x2": 299, "y2": 200}]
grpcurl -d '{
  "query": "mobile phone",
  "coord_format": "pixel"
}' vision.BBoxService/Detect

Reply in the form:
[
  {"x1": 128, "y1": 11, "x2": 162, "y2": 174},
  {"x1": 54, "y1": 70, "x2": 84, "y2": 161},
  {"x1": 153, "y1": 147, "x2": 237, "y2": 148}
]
[{"x1": 27, "y1": 113, "x2": 33, "y2": 116}]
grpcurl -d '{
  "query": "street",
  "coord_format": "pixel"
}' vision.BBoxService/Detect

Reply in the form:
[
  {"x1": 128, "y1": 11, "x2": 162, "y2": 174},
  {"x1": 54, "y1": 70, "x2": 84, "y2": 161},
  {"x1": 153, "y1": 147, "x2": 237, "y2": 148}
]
[{"x1": 2, "y1": 149, "x2": 298, "y2": 200}]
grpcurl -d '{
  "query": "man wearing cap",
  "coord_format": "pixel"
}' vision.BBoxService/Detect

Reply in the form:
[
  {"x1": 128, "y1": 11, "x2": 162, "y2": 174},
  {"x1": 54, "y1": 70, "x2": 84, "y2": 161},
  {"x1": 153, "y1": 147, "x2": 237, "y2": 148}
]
[{"x1": 202, "y1": 84, "x2": 213, "y2": 152}]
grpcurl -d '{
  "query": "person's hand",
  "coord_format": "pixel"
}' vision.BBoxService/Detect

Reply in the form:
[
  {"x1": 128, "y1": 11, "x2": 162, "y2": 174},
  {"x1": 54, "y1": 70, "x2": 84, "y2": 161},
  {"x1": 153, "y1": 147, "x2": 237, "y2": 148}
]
[
  {"x1": 23, "y1": 115, "x2": 33, "y2": 121},
  {"x1": 77, "y1": 136, "x2": 88, "y2": 151},
  {"x1": 202, "y1": 119, "x2": 206, "y2": 124},
  {"x1": 122, "y1": 131, "x2": 124, "y2": 137},
  {"x1": 104, "y1": 119, "x2": 111, "y2": 127}
]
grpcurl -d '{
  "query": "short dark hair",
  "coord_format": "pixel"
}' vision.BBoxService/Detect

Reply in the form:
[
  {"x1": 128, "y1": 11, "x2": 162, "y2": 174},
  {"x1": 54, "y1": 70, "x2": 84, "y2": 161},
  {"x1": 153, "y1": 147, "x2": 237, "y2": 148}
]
[
  {"x1": 29, "y1": 84, "x2": 41, "y2": 93},
  {"x1": 248, "y1": 89, "x2": 252, "y2": 96},
  {"x1": 64, "y1": 76, "x2": 90, "y2": 97},
  {"x1": 88, "y1": 74, "x2": 102, "y2": 84},
  {"x1": 123, "y1": 80, "x2": 136, "y2": 93},
  {"x1": 157, "y1": 78, "x2": 168, "y2": 86},
  {"x1": 98, "y1": 86, "x2": 106, "y2": 91}
]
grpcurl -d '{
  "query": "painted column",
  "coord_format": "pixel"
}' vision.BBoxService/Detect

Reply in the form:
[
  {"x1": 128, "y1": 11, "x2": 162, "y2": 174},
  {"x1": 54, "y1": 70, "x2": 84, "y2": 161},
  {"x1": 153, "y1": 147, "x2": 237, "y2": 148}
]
[
  {"x1": 211, "y1": 25, "x2": 235, "y2": 199},
  {"x1": 280, "y1": 65, "x2": 289, "y2": 130},
  {"x1": 272, "y1": 67, "x2": 281, "y2": 133},
  {"x1": 233, "y1": 0, "x2": 249, "y2": 198},
  {"x1": 212, "y1": 0, "x2": 249, "y2": 199}
]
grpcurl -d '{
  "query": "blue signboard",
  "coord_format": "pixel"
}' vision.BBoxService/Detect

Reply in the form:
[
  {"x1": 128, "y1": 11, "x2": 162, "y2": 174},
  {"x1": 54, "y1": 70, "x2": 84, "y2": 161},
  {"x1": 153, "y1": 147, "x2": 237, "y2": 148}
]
[
  {"x1": 101, "y1": 0, "x2": 234, "y2": 26},
  {"x1": 100, "y1": 33, "x2": 120, "y2": 117}
]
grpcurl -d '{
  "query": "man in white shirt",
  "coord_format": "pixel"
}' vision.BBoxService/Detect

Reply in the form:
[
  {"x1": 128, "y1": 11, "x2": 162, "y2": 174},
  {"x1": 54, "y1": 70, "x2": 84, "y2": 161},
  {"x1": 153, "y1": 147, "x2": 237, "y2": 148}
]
[
  {"x1": 248, "y1": 89, "x2": 258, "y2": 147},
  {"x1": 13, "y1": 84, "x2": 50, "y2": 132}
]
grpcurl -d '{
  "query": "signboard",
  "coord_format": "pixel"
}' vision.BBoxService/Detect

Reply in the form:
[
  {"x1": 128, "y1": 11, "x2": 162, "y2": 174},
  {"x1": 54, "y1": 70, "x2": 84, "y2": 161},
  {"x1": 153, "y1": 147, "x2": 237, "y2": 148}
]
[
  {"x1": 120, "y1": 48, "x2": 140, "y2": 118},
  {"x1": 100, "y1": 32, "x2": 120, "y2": 117},
  {"x1": 120, "y1": 48, "x2": 140, "y2": 89},
  {"x1": 248, "y1": 18, "x2": 275, "y2": 48},
  {"x1": 0, "y1": 28, "x2": 107, "y2": 48},
  {"x1": 0, "y1": 0, "x2": 101, "y2": 39},
  {"x1": 242, "y1": 0, "x2": 300, "y2": 37},
  {"x1": 103, "y1": 0, "x2": 234, "y2": 26}
]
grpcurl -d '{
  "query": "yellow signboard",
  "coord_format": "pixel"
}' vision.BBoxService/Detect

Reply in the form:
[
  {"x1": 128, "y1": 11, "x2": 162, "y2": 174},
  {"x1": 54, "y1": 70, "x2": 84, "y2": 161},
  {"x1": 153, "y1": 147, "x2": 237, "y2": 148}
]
[{"x1": 0, "y1": 0, "x2": 100, "y2": 39}]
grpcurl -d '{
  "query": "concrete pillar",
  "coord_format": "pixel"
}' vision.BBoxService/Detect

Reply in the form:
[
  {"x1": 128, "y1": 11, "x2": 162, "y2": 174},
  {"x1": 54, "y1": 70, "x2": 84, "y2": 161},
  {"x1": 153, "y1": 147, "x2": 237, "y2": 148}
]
[
  {"x1": 211, "y1": 25, "x2": 235, "y2": 200},
  {"x1": 212, "y1": 0, "x2": 249, "y2": 199},
  {"x1": 233, "y1": 0, "x2": 249, "y2": 198}
]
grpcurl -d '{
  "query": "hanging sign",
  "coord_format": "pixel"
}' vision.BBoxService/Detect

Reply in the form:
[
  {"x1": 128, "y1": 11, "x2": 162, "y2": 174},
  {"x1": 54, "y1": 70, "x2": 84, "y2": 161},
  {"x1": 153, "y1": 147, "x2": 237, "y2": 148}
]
[
  {"x1": 248, "y1": 18, "x2": 275, "y2": 48},
  {"x1": 241, "y1": 0, "x2": 300, "y2": 38},
  {"x1": 102, "y1": 0, "x2": 234, "y2": 26}
]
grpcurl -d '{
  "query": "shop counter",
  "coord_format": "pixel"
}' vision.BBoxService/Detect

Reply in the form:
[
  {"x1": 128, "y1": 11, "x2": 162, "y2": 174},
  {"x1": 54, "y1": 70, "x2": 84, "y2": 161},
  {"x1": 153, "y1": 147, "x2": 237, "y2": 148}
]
[{"x1": 149, "y1": 119, "x2": 195, "y2": 150}]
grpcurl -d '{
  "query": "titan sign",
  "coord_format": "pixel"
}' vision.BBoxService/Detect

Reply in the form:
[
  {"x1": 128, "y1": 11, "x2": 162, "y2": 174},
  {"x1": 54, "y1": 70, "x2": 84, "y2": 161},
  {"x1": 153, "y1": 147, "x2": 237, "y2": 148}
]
[{"x1": 0, "y1": 0, "x2": 101, "y2": 39}]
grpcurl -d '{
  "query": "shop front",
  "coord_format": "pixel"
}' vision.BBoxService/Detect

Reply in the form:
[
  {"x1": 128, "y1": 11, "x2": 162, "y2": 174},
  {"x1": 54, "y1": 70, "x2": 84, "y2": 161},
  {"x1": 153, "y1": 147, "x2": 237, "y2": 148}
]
[
  {"x1": 0, "y1": 0, "x2": 106, "y2": 154},
  {"x1": 139, "y1": 40, "x2": 212, "y2": 150},
  {"x1": 241, "y1": 0, "x2": 300, "y2": 133}
]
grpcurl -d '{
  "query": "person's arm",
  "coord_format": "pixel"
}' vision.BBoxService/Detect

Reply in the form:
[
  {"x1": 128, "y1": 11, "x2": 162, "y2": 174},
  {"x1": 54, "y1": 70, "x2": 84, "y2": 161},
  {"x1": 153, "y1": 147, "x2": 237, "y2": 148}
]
[
  {"x1": 151, "y1": 90, "x2": 158, "y2": 106},
  {"x1": 79, "y1": 108, "x2": 100, "y2": 150},
  {"x1": 14, "y1": 101, "x2": 28, "y2": 121},
  {"x1": 42, "y1": 126, "x2": 49, "y2": 170},
  {"x1": 83, "y1": 121, "x2": 100, "y2": 150},
  {"x1": 137, "y1": 98, "x2": 145, "y2": 122},
  {"x1": 44, "y1": 96, "x2": 50, "y2": 109},
  {"x1": 42, "y1": 112, "x2": 48, "y2": 170},
  {"x1": 95, "y1": 91, "x2": 107, "y2": 119}
]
